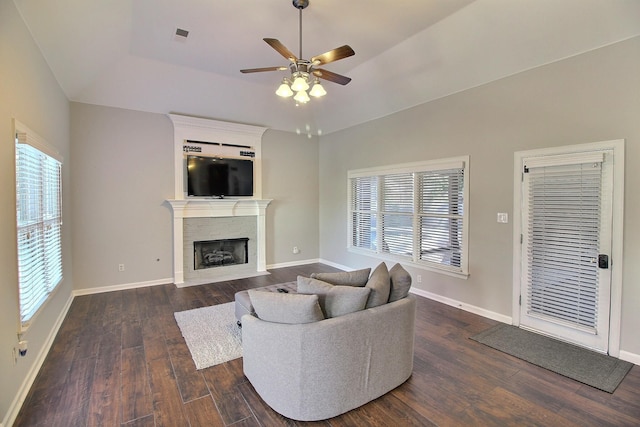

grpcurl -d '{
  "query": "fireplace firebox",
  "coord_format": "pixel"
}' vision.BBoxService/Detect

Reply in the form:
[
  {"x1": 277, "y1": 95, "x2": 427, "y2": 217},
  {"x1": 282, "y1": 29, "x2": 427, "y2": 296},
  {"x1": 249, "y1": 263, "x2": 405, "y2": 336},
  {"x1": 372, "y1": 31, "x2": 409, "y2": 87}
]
[{"x1": 194, "y1": 238, "x2": 249, "y2": 270}]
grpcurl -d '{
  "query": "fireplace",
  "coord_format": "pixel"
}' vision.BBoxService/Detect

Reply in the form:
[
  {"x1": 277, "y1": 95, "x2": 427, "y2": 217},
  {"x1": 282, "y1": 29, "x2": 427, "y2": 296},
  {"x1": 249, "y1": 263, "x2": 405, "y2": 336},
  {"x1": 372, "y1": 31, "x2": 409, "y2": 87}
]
[{"x1": 194, "y1": 238, "x2": 248, "y2": 270}]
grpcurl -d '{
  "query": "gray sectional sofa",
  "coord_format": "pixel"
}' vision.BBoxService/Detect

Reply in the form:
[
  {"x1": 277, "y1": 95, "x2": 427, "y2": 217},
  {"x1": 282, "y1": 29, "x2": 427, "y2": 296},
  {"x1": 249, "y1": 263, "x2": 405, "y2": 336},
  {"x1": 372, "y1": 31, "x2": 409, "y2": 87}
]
[{"x1": 240, "y1": 263, "x2": 416, "y2": 421}]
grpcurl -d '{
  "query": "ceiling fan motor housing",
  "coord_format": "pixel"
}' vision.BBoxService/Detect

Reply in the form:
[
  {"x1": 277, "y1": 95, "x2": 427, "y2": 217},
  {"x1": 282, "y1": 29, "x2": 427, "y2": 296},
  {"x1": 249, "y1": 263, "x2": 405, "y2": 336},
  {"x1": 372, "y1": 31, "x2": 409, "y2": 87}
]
[
  {"x1": 290, "y1": 60, "x2": 312, "y2": 75},
  {"x1": 292, "y1": 0, "x2": 309, "y2": 10}
]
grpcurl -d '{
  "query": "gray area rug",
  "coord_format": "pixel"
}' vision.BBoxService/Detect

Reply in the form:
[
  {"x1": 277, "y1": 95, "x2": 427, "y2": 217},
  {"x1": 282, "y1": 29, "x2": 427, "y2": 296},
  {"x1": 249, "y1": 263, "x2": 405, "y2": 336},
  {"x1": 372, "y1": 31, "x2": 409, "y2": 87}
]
[
  {"x1": 471, "y1": 323, "x2": 633, "y2": 393},
  {"x1": 174, "y1": 302, "x2": 242, "y2": 370}
]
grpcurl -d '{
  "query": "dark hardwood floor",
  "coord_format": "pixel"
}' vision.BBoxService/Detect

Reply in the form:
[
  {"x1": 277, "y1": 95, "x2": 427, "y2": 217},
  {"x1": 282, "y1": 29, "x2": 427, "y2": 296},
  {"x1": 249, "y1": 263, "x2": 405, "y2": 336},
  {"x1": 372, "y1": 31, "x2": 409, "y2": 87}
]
[{"x1": 14, "y1": 263, "x2": 640, "y2": 426}]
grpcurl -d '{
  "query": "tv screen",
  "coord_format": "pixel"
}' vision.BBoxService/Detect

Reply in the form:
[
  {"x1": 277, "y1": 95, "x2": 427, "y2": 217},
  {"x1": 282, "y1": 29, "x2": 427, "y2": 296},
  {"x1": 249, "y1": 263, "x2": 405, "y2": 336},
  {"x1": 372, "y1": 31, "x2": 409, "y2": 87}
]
[{"x1": 187, "y1": 155, "x2": 254, "y2": 197}]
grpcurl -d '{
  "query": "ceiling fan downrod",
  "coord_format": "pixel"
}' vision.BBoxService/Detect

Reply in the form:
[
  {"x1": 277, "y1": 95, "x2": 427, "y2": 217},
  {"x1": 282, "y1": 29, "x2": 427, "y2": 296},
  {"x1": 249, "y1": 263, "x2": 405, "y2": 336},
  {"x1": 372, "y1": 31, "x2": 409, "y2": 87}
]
[{"x1": 293, "y1": 0, "x2": 309, "y2": 59}]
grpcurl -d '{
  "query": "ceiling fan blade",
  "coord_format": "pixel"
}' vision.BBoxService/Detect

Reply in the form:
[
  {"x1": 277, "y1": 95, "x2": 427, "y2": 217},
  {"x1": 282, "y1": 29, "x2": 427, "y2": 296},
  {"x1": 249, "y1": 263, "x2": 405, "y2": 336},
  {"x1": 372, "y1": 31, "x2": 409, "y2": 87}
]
[
  {"x1": 240, "y1": 66, "x2": 288, "y2": 73},
  {"x1": 311, "y1": 45, "x2": 355, "y2": 65},
  {"x1": 313, "y1": 69, "x2": 352, "y2": 85},
  {"x1": 264, "y1": 38, "x2": 297, "y2": 62}
]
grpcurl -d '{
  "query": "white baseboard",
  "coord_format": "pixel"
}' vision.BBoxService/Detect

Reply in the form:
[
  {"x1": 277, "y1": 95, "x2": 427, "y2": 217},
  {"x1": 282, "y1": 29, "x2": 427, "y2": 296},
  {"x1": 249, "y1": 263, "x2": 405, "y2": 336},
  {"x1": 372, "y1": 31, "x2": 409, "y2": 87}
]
[
  {"x1": 317, "y1": 258, "x2": 353, "y2": 272},
  {"x1": 73, "y1": 277, "x2": 174, "y2": 296},
  {"x1": 3, "y1": 293, "x2": 74, "y2": 427},
  {"x1": 409, "y1": 287, "x2": 513, "y2": 324},
  {"x1": 619, "y1": 350, "x2": 640, "y2": 365},
  {"x1": 267, "y1": 258, "x2": 321, "y2": 269},
  {"x1": 176, "y1": 271, "x2": 270, "y2": 288},
  {"x1": 268, "y1": 258, "x2": 361, "y2": 272}
]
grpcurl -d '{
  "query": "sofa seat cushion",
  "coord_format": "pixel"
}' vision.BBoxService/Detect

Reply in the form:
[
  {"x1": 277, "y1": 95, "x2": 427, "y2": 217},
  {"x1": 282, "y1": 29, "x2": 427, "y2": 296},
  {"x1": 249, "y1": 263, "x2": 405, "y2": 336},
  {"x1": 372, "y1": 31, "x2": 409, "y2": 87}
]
[
  {"x1": 365, "y1": 263, "x2": 391, "y2": 308},
  {"x1": 297, "y1": 276, "x2": 371, "y2": 318},
  {"x1": 310, "y1": 268, "x2": 371, "y2": 287},
  {"x1": 248, "y1": 289, "x2": 324, "y2": 324}
]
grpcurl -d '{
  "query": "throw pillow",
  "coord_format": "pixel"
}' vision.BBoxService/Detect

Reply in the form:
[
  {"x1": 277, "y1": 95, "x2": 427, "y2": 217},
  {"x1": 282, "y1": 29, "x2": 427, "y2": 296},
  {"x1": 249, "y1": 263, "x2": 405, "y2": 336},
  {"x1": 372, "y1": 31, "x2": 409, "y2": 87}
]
[
  {"x1": 248, "y1": 289, "x2": 324, "y2": 324},
  {"x1": 365, "y1": 262, "x2": 391, "y2": 308},
  {"x1": 388, "y1": 263, "x2": 412, "y2": 302},
  {"x1": 297, "y1": 276, "x2": 371, "y2": 318},
  {"x1": 310, "y1": 268, "x2": 371, "y2": 287}
]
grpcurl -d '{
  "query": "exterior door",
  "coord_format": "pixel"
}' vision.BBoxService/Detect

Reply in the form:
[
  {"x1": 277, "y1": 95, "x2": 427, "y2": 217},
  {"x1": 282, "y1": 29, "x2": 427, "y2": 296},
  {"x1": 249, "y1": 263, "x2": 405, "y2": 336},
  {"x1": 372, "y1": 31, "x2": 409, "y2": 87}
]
[{"x1": 519, "y1": 149, "x2": 613, "y2": 353}]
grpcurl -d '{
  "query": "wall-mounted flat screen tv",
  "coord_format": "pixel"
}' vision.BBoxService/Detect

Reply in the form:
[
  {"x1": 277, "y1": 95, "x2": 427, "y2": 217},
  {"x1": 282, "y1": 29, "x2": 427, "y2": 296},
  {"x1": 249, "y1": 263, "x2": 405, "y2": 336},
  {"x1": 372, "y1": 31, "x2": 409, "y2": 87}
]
[{"x1": 187, "y1": 155, "x2": 254, "y2": 197}]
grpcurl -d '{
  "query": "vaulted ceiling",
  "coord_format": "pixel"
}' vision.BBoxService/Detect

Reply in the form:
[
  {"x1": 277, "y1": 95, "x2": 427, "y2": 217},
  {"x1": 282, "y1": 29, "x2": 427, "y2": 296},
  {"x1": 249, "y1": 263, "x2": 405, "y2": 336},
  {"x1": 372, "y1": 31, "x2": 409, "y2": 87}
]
[{"x1": 13, "y1": 0, "x2": 640, "y2": 135}]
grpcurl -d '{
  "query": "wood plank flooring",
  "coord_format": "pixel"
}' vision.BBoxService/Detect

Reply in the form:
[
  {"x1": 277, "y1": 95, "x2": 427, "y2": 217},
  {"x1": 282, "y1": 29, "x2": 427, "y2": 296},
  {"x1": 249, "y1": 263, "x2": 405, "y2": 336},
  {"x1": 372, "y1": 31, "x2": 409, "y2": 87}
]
[{"x1": 14, "y1": 263, "x2": 640, "y2": 426}]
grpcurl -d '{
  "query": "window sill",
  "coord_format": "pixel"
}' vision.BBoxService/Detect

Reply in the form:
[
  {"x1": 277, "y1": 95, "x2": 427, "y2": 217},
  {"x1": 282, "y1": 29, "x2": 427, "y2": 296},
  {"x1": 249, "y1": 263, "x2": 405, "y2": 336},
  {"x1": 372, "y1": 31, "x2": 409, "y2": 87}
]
[{"x1": 347, "y1": 247, "x2": 469, "y2": 280}]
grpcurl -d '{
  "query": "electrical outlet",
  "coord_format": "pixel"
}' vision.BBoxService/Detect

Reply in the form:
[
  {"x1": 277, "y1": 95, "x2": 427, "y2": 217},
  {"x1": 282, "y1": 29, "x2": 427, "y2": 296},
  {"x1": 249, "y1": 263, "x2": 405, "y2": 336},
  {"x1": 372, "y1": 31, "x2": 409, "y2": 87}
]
[
  {"x1": 417, "y1": 275, "x2": 422, "y2": 283},
  {"x1": 293, "y1": 246, "x2": 300, "y2": 254},
  {"x1": 118, "y1": 264, "x2": 125, "y2": 272}
]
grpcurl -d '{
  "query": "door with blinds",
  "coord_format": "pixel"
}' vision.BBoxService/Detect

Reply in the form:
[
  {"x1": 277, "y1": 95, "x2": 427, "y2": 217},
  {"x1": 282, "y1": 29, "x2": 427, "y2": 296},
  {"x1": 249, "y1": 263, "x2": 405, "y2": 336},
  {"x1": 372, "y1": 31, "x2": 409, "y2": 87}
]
[{"x1": 520, "y1": 149, "x2": 613, "y2": 352}]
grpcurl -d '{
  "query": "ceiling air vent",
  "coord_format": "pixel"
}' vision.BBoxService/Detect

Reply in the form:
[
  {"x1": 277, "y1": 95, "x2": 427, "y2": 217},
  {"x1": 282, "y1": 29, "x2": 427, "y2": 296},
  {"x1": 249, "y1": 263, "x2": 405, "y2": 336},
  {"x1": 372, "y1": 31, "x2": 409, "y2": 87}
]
[{"x1": 174, "y1": 28, "x2": 189, "y2": 42}]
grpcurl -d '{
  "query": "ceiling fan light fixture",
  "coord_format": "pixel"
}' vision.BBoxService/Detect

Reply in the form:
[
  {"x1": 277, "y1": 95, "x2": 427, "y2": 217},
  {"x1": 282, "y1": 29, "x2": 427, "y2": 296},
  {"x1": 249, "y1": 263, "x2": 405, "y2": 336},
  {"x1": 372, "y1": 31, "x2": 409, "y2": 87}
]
[
  {"x1": 291, "y1": 73, "x2": 310, "y2": 92},
  {"x1": 294, "y1": 90, "x2": 310, "y2": 104},
  {"x1": 240, "y1": 0, "x2": 354, "y2": 106},
  {"x1": 309, "y1": 78, "x2": 326, "y2": 97},
  {"x1": 276, "y1": 79, "x2": 294, "y2": 97}
]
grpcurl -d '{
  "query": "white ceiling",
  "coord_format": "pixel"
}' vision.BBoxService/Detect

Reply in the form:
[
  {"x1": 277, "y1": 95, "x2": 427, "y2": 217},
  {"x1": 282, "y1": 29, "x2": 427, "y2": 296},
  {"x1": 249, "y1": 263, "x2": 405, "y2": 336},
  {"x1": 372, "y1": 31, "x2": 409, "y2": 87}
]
[{"x1": 13, "y1": 0, "x2": 640, "y2": 135}]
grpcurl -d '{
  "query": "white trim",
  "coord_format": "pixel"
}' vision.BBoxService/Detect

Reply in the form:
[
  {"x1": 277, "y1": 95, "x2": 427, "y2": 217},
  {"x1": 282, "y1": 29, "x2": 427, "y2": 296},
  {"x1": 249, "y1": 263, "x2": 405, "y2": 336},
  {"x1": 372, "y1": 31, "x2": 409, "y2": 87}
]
[
  {"x1": 267, "y1": 258, "x2": 322, "y2": 269},
  {"x1": 409, "y1": 287, "x2": 512, "y2": 324},
  {"x1": 73, "y1": 278, "x2": 174, "y2": 296},
  {"x1": 347, "y1": 155, "x2": 470, "y2": 277},
  {"x1": 316, "y1": 258, "x2": 354, "y2": 272},
  {"x1": 3, "y1": 294, "x2": 73, "y2": 427},
  {"x1": 512, "y1": 139, "x2": 624, "y2": 357},
  {"x1": 165, "y1": 199, "x2": 272, "y2": 285},
  {"x1": 168, "y1": 114, "x2": 267, "y2": 200},
  {"x1": 348, "y1": 157, "x2": 466, "y2": 178},
  {"x1": 347, "y1": 247, "x2": 470, "y2": 280},
  {"x1": 524, "y1": 151, "x2": 604, "y2": 169},
  {"x1": 619, "y1": 350, "x2": 640, "y2": 366},
  {"x1": 13, "y1": 118, "x2": 63, "y2": 162}
]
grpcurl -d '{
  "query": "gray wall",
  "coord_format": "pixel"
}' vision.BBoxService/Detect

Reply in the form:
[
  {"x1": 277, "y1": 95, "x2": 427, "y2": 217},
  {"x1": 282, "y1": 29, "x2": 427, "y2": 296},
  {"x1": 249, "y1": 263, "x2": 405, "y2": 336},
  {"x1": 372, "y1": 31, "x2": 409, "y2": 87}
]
[
  {"x1": 70, "y1": 103, "x2": 174, "y2": 290},
  {"x1": 319, "y1": 36, "x2": 640, "y2": 356},
  {"x1": 262, "y1": 130, "x2": 320, "y2": 265},
  {"x1": 69, "y1": 107, "x2": 321, "y2": 291},
  {"x1": 0, "y1": 1, "x2": 72, "y2": 422}
]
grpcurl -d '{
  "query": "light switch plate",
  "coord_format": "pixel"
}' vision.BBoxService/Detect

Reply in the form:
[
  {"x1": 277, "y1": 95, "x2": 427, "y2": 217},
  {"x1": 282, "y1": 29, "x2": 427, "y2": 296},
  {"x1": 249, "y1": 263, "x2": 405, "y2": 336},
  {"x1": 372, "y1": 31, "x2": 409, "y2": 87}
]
[{"x1": 497, "y1": 213, "x2": 509, "y2": 223}]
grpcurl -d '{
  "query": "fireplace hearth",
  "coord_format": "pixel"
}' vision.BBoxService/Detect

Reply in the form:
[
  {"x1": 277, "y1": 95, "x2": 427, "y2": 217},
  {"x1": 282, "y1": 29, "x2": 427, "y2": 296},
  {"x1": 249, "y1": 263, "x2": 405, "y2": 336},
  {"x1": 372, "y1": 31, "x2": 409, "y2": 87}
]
[{"x1": 194, "y1": 238, "x2": 249, "y2": 270}]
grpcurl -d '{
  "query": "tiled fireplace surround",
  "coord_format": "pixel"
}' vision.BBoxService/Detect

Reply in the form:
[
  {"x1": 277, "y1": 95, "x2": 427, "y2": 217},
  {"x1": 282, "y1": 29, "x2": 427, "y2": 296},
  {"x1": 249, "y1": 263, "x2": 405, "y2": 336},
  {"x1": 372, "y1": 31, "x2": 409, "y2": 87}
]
[{"x1": 167, "y1": 114, "x2": 270, "y2": 287}]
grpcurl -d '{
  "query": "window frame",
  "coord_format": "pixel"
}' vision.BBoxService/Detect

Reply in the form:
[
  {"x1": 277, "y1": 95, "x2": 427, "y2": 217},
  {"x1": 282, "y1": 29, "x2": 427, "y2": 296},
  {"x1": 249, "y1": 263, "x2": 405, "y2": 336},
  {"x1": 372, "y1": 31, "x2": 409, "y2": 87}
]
[
  {"x1": 14, "y1": 119, "x2": 64, "y2": 332},
  {"x1": 347, "y1": 156, "x2": 470, "y2": 279}
]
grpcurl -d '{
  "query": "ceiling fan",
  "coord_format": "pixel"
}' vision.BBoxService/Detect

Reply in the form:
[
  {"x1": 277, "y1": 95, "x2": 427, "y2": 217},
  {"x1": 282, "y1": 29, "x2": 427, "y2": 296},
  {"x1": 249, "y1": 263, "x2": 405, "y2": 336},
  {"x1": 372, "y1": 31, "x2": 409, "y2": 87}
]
[{"x1": 240, "y1": 0, "x2": 355, "y2": 104}]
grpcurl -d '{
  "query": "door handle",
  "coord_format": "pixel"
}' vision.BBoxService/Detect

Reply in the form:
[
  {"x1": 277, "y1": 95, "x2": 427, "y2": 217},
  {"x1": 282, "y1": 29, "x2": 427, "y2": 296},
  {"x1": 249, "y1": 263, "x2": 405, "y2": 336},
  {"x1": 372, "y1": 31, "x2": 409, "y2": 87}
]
[{"x1": 598, "y1": 254, "x2": 609, "y2": 269}]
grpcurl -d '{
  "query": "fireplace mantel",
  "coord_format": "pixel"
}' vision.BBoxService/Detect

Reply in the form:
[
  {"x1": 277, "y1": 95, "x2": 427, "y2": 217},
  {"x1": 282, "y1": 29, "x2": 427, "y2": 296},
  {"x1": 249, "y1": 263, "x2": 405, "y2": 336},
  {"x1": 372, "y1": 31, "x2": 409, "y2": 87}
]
[
  {"x1": 167, "y1": 198, "x2": 272, "y2": 287},
  {"x1": 167, "y1": 198, "x2": 272, "y2": 219}
]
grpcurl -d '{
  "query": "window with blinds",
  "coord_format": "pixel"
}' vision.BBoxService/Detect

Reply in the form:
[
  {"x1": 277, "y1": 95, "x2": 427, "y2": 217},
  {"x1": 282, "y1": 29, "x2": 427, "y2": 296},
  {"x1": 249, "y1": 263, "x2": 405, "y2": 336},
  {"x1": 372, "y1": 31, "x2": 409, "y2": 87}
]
[
  {"x1": 348, "y1": 157, "x2": 469, "y2": 277},
  {"x1": 523, "y1": 154, "x2": 603, "y2": 331},
  {"x1": 15, "y1": 123, "x2": 63, "y2": 330}
]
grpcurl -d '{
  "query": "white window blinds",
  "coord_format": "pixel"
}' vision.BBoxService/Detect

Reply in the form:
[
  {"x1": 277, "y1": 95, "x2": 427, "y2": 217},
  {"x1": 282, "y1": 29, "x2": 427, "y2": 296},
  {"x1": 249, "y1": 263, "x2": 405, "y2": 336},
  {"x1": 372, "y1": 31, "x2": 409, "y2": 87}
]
[
  {"x1": 15, "y1": 129, "x2": 63, "y2": 330},
  {"x1": 381, "y1": 173, "x2": 414, "y2": 257},
  {"x1": 524, "y1": 155, "x2": 603, "y2": 330},
  {"x1": 348, "y1": 157, "x2": 469, "y2": 277},
  {"x1": 418, "y1": 168, "x2": 464, "y2": 269},
  {"x1": 350, "y1": 176, "x2": 378, "y2": 250}
]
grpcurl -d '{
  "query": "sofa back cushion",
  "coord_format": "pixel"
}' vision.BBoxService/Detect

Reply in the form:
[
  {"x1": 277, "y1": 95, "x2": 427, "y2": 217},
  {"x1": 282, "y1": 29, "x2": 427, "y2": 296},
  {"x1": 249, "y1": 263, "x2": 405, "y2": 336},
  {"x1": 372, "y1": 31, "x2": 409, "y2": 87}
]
[
  {"x1": 388, "y1": 263, "x2": 412, "y2": 302},
  {"x1": 248, "y1": 290, "x2": 324, "y2": 324},
  {"x1": 297, "y1": 276, "x2": 371, "y2": 318},
  {"x1": 365, "y1": 263, "x2": 391, "y2": 308},
  {"x1": 310, "y1": 268, "x2": 371, "y2": 287}
]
